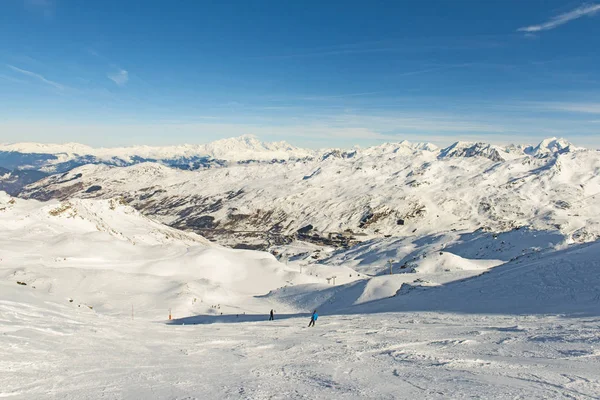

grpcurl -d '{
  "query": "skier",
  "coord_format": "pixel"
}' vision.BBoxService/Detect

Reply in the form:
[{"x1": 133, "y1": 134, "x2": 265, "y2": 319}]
[
  {"x1": 308, "y1": 310, "x2": 318, "y2": 327},
  {"x1": 269, "y1": 309, "x2": 274, "y2": 321}
]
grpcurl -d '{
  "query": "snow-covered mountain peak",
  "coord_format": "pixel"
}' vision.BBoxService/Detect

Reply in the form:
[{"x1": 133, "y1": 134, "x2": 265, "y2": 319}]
[
  {"x1": 528, "y1": 137, "x2": 576, "y2": 157},
  {"x1": 413, "y1": 142, "x2": 439, "y2": 151},
  {"x1": 359, "y1": 140, "x2": 439, "y2": 157},
  {"x1": 439, "y1": 141, "x2": 506, "y2": 162},
  {"x1": 202, "y1": 135, "x2": 314, "y2": 160},
  {"x1": 439, "y1": 140, "x2": 475, "y2": 152},
  {"x1": 206, "y1": 135, "x2": 265, "y2": 151},
  {"x1": 207, "y1": 134, "x2": 265, "y2": 150}
]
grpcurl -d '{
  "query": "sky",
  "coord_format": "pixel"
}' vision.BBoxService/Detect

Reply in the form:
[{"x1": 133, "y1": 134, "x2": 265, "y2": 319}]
[{"x1": 1, "y1": 0, "x2": 600, "y2": 149}]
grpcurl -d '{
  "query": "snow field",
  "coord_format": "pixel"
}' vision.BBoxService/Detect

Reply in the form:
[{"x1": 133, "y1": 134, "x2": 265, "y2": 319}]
[{"x1": 2, "y1": 280, "x2": 600, "y2": 400}]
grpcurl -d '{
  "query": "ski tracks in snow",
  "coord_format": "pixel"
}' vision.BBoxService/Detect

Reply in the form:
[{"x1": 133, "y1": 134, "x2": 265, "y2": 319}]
[{"x1": 2, "y1": 311, "x2": 600, "y2": 399}]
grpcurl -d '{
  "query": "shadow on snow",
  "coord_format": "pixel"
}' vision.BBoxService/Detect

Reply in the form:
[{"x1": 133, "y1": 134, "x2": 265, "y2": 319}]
[
  {"x1": 168, "y1": 312, "x2": 313, "y2": 325},
  {"x1": 167, "y1": 240, "x2": 600, "y2": 325}
]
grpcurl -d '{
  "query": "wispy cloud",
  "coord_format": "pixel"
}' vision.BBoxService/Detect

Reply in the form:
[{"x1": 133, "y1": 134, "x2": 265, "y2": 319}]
[
  {"x1": 254, "y1": 37, "x2": 503, "y2": 60},
  {"x1": 518, "y1": 3, "x2": 600, "y2": 32},
  {"x1": 87, "y1": 50, "x2": 132, "y2": 87},
  {"x1": 322, "y1": 112, "x2": 508, "y2": 134},
  {"x1": 395, "y1": 63, "x2": 473, "y2": 78},
  {"x1": 6, "y1": 64, "x2": 65, "y2": 90},
  {"x1": 108, "y1": 69, "x2": 129, "y2": 86},
  {"x1": 299, "y1": 91, "x2": 385, "y2": 101},
  {"x1": 259, "y1": 46, "x2": 399, "y2": 60},
  {"x1": 531, "y1": 101, "x2": 600, "y2": 114}
]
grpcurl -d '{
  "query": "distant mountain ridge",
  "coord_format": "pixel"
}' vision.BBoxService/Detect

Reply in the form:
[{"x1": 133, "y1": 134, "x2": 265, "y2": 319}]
[
  {"x1": 19, "y1": 135, "x2": 599, "y2": 250},
  {"x1": 0, "y1": 168, "x2": 49, "y2": 196},
  {"x1": 0, "y1": 135, "x2": 317, "y2": 173},
  {"x1": 0, "y1": 135, "x2": 583, "y2": 173}
]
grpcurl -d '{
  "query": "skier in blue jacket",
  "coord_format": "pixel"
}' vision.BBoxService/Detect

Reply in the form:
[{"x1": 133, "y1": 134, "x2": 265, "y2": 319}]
[{"x1": 308, "y1": 310, "x2": 318, "y2": 327}]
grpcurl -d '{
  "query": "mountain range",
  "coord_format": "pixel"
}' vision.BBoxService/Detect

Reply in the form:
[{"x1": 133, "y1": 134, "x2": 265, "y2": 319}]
[
  {"x1": 0, "y1": 135, "x2": 315, "y2": 173},
  {"x1": 0, "y1": 135, "x2": 577, "y2": 174},
  {"x1": 11, "y1": 136, "x2": 598, "y2": 256}
]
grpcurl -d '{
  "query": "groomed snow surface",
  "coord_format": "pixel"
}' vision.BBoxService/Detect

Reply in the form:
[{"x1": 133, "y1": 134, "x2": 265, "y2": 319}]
[
  {"x1": 4, "y1": 286, "x2": 600, "y2": 399},
  {"x1": 2, "y1": 194, "x2": 600, "y2": 399}
]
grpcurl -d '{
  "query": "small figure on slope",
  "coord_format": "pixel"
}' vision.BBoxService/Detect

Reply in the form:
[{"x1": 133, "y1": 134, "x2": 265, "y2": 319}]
[
  {"x1": 308, "y1": 310, "x2": 318, "y2": 327},
  {"x1": 269, "y1": 309, "x2": 274, "y2": 321}
]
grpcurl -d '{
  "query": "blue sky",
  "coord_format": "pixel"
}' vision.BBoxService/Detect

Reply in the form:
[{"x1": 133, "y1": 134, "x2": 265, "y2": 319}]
[{"x1": 1, "y1": 0, "x2": 600, "y2": 148}]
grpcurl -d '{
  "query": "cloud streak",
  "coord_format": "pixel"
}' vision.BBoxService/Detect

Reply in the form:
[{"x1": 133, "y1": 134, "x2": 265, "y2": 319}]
[
  {"x1": 254, "y1": 37, "x2": 503, "y2": 60},
  {"x1": 529, "y1": 101, "x2": 600, "y2": 114},
  {"x1": 6, "y1": 64, "x2": 65, "y2": 90},
  {"x1": 518, "y1": 3, "x2": 600, "y2": 32},
  {"x1": 108, "y1": 69, "x2": 129, "y2": 86}
]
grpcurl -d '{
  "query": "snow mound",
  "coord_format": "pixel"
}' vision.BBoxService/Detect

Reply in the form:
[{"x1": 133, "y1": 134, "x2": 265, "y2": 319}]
[
  {"x1": 359, "y1": 240, "x2": 600, "y2": 315},
  {"x1": 409, "y1": 251, "x2": 502, "y2": 274}
]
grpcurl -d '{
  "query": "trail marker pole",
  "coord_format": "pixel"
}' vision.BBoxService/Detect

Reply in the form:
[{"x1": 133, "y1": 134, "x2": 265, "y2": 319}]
[{"x1": 168, "y1": 308, "x2": 172, "y2": 320}]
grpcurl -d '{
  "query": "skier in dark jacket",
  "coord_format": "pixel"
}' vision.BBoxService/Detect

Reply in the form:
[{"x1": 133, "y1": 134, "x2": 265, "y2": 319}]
[
  {"x1": 269, "y1": 309, "x2": 274, "y2": 321},
  {"x1": 308, "y1": 310, "x2": 318, "y2": 327}
]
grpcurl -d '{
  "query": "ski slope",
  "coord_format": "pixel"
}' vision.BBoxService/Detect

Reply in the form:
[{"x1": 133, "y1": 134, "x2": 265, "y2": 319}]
[
  {"x1": 3, "y1": 279, "x2": 600, "y2": 399},
  {"x1": 2, "y1": 193, "x2": 600, "y2": 398}
]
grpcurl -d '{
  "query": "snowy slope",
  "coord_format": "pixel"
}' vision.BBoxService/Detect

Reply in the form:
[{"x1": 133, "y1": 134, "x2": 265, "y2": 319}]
[
  {"x1": 0, "y1": 191, "x2": 511, "y2": 322},
  {"x1": 4, "y1": 279, "x2": 600, "y2": 399},
  {"x1": 355, "y1": 240, "x2": 600, "y2": 316},
  {"x1": 21, "y1": 137, "x2": 600, "y2": 251},
  {"x1": 0, "y1": 192, "x2": 332, "y2": 319},
  {"x1": 314, "y1": 227, "x2": 566, "y2": 276}
]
